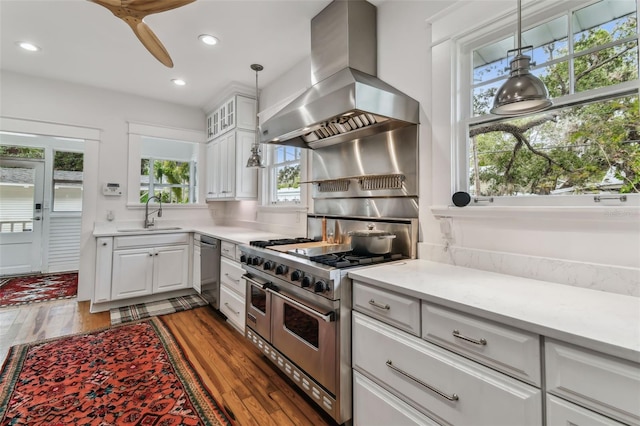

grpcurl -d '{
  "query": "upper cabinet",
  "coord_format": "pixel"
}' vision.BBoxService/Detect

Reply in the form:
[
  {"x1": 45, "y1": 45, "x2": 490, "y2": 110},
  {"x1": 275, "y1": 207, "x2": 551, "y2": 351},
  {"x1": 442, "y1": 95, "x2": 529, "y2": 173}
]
[
  {"x1": 206, "y1": 130, "x2": 258, "y2": 200},
  {"x1": 205, "y1": 93, "x2": 259, "y2": 201},
  {"x1": 206, "y1": 95, "x2": 256, "y2": 141}
]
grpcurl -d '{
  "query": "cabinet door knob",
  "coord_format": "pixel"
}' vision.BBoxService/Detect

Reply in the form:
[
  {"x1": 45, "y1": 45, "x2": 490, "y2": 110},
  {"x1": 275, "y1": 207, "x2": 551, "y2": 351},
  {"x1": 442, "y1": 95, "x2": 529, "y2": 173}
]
[{"x1": 102, "y1": 242, "x2": 107, "y2": 246}]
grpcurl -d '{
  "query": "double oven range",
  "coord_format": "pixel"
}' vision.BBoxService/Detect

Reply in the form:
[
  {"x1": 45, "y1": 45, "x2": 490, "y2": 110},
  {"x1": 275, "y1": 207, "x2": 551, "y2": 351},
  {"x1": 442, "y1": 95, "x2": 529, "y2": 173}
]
[{"x1": 240, "y1": 215, "x2": 417, "y2": 424}]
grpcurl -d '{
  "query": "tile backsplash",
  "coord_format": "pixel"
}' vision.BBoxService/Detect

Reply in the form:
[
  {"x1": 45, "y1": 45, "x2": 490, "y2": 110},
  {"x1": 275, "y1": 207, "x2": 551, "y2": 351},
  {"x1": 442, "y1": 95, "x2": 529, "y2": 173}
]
[{"x1": 418, "y1": 242, "x2": 640, "y2": 297}]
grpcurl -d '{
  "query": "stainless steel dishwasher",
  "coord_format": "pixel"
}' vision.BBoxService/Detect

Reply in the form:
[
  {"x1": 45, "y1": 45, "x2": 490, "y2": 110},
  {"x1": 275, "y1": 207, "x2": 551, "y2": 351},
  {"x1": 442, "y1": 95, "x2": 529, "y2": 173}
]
[{"x1": 199, "y1": 235, "x2": 221, "y2": 309}]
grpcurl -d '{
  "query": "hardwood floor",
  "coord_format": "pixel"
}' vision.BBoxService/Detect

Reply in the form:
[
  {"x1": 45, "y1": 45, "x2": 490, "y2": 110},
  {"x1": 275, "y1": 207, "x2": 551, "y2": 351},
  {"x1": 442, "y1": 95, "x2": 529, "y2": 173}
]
[{"x1": 0, "y1": 298, "x2": 338, "y2": 426}]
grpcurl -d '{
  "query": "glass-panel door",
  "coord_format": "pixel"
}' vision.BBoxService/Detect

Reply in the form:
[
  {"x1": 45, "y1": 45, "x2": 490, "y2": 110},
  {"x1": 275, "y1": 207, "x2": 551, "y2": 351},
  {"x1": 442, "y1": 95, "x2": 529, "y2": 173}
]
[{"x1": 0, "y1": 159, "x2": 45, "y2": 275}]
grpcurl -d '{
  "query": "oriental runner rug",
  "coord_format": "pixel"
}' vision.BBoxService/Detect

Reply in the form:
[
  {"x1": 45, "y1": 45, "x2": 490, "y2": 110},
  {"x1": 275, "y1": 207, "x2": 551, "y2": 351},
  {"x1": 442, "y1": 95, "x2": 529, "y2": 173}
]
[
  {"x1": 0, "y1": 272, "x2": 78, "y2": 307},
  {"x1": 111, "y1": 294, "x2": 209, "y2": 325},
  {"x1": 0, "y1": 317, "x2": 233, "y2": 426}
]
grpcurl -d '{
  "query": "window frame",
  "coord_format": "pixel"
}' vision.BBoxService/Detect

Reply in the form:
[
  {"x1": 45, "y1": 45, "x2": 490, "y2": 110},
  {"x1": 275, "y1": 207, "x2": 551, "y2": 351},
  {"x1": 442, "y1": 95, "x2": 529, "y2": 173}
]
[
  {"x1": 454, "y1": 0, "x2": 639, "y2": 207},
  {"x1": 263, "y1": 143, "x2": 309, "y2": 207},
  {"x1": 140, "y1": 157, "x2": 197, "y2": 205},
  {"x1": 51, "y1": 149, "x2": 83, "y2": 213},
  {"x1": 126, "y1": 122, "x2": 206, "y2": 209}
]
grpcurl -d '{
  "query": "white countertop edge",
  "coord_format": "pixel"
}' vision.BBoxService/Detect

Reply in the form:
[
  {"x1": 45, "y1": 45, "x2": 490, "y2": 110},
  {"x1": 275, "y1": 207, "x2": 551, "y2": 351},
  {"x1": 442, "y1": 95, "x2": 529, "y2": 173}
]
[
  {"x1": 93, "y1": 223, "x2": 292, "y2": 245},
  {"x1": 349, "y1": 259, "x2": 640, "y2": 363}
]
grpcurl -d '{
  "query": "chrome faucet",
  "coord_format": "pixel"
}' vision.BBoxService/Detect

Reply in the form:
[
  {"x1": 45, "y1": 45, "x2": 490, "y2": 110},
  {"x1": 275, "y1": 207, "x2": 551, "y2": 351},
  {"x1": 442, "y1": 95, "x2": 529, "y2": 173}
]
[{"x1": 144, "y1": 196, "x2": 163, "y2": 228}]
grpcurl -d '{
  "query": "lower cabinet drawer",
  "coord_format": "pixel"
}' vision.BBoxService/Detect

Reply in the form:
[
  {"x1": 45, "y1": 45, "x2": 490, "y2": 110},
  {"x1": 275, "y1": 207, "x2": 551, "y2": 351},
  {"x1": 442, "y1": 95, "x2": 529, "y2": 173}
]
[
  {"x1": 220, "y1": 257, "x2": 246, "y2": 297},
  {"x1": 353, "y1": 311, "x2": 542, "y2": 426},
  {"x1": 353, "y1": 281, "x2": 421, "y2": 336},
  {"x1": 545, "y1": 340, "x2": 640, "y2": 425},
  {"x1": 422, "y1": 301, "x2": 541, "y2": 386},
  {"x1": 220, "y1": 285, "x2": 245, "y2": 332},
  {"x1": 354, "y1": 371, "x2": 440, "y2": 426},
  {"x1": 547, "y1": 394, "x2": 626, "y2": 426}
]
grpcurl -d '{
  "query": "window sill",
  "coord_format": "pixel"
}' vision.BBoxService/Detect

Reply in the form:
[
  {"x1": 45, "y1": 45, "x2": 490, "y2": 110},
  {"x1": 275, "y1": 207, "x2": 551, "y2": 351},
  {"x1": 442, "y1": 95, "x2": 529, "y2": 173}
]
[{"x1": 430, "y1": 205, "x2": 640, "y2": 222}]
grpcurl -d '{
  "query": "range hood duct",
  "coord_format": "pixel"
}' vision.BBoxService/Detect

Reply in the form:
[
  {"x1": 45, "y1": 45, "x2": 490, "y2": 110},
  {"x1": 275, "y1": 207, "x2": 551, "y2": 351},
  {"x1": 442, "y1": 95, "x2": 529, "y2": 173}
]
[{"x1": 260, "y1": 0, "x2": 419, "y2": 149}]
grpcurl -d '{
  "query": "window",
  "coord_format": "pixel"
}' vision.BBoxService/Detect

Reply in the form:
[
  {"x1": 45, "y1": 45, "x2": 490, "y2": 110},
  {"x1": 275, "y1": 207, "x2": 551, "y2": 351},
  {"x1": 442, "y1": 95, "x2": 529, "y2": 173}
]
[
  {"x1": 267, "y1": 145, "x2": 303, "y2": 204},
  {"x1": 465, "y1": 0, "x2": 639, "y2": 200},
  {"x1": 138, "y1": 136, "x2": 199, "y2": 204},
  {"x1": 52, "y1": 150, "x2": 83, "y2": 212},
  {"x1": 140, "y1": 158, "x2": 196, "y2": 203}
]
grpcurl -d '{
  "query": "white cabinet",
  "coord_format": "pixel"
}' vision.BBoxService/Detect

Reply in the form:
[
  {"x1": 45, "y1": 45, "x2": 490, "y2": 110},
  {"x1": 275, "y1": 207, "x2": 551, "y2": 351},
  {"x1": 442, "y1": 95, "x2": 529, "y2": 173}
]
[
  {"x1": 206, "y1": 95, "x2": 256, "y2": 141},
  {"x1": 219, "y1": 241, "x2": 246, "y2": 333},
  {"x1": 353, "y1": 281, "x2": 421, "y2": 336},
  {"x1": 153, "y1": 245, "x2": 189, "y2": 293},
  {"x1": 206, "y1": 129, "x2": 257, "y2": 200},
  {"x1": 353, "y1": 311, "x2": 542, "y2": 426},
  {"x1": 94, "y1": 237, "x2": 113, "y2": 303},
  {"x1": 94, "y1": 233, "x2": 190, "y2": 304},
  {"x1": 422, "y1": 301, "x2": 541, "y2": 386},
  {"x1": 547, "y1": 394, "x2": 627, "y2": 426},
  {"x1": 111, "y1": 244, "x2": 188, "y2": 300},
  {"x1": 545, "y1": 340, "x2": 640, "y2": 425},
  {"x1": 111, "y1": 247, "x2": 154, "y2": 300},
  {"x1": 352, "y1": 277, "x2": 640, "y2": 426},
  {"x1": 354, "y1": 371, "x2": 440, "y2": 426}
]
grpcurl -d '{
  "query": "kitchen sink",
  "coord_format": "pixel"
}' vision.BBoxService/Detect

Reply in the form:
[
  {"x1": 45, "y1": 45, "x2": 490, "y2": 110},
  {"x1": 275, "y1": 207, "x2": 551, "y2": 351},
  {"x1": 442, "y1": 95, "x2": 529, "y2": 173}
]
[{"x1": 117, "y1": 227, "x2": 182, "y2": 232}]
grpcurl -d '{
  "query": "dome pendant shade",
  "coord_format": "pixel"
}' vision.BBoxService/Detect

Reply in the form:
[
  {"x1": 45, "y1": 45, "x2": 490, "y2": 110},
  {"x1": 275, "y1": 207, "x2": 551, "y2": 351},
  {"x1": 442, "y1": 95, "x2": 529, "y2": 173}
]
[
  {"x1": 491, "y1": 54, "x2": 552, "y2": 115},
  {"x1": 490, "y1": 0, "x2": 552, "y2": 116},
  {"x1": 246, "y1": 145, "x2": 264, "y2": 168}
]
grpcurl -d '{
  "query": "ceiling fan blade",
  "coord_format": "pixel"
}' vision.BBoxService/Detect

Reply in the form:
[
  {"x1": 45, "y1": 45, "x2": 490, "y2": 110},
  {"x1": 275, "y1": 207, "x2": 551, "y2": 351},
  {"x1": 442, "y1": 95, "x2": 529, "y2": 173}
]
[
  {"x1": 88, "y1": 0, "x2": 193, "y2": 67},
  {"x1": 129, "y1": 20, "x2": 174, "y2": 68},
  {"x1": 122, "y1": 0, "x2": 196, "y2": 15}
]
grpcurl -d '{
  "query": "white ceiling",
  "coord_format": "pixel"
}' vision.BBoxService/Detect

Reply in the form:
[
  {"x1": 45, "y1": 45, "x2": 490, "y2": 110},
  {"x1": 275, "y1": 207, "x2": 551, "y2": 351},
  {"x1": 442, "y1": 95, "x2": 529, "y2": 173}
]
[{"x1": 0, "y1": 0, "x2": 337, "y2": 111}]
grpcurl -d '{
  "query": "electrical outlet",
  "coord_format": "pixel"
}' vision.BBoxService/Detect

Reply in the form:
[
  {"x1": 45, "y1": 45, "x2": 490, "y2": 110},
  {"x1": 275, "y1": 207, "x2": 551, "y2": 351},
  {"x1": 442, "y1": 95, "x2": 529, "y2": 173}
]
[{"x1": 439, "y1": 218, "x2": 452, "y2": 238}]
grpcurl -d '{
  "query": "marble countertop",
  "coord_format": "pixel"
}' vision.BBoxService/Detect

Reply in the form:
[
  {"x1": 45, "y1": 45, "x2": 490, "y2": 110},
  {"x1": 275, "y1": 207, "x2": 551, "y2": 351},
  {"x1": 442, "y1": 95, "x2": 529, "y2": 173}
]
[
  {"x1": 348, "y1": 259, "x2": 640, "y2": 363},
  {"x1": 93, "y1": 223, "x2": 291, "y2": 245}
]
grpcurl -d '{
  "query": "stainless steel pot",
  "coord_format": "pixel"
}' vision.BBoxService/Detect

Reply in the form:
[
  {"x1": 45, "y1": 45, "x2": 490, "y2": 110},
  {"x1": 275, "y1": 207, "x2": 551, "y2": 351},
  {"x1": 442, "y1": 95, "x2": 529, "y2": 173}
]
[{"x1": 348, "y1": 224, "x2": 396, "y2": 255}]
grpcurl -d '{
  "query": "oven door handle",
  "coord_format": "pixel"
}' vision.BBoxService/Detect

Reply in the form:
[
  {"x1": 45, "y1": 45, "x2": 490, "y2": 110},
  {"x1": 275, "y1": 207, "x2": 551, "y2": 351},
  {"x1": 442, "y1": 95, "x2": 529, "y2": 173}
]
[
  {"x1": 267, "y1": 288, "x2": 335, "y2": 323},
  {"x1": 243, "y1": 274, "x2": 269, "y2": 288}
]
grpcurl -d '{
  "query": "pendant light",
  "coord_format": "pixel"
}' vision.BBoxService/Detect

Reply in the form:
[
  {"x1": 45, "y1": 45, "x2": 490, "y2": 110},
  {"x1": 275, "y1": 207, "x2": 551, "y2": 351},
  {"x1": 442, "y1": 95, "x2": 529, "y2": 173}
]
[
  {"x1": 246, "y1": 63, "x2": 265, "y2": 168},
  {"x1": 491, "y1": 0, "x2": 552, "y2": 115}
]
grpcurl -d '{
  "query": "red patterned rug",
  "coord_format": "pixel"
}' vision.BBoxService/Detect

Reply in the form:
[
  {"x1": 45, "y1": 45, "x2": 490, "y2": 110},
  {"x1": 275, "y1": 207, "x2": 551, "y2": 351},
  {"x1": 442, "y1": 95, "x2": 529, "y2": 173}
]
[
  {"x1": 0, "y1": 317, "x2": 233, "y2": 425},
  {"x1": 0, "y1": 272, "x2": 78, "y2": 307}
]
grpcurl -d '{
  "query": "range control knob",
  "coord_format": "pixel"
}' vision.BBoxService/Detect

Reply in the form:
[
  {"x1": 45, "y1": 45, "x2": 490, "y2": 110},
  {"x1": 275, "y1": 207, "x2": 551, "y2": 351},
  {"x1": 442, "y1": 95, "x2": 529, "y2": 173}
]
[
  {"x1": 301, "y1": 276, "x2": 313, "y2": 288},
  {"x1": 251, "y1": 257, "x2": 262, "y2": 266},
  {"x1": 275, "y1": 264, "x2": 288, "y2": 275},
  {"x1": 240, "y1": 254, "x2": 247, "y2": 263},
  {"x1": 263, "y1": 261, "x2": 274, "y2": 271},
  {"x1": 314, "y1": 280, "x2": 328, "y2": 293},
  {"x1": 291, "y1": 270, "x2": 302, "y2": 281}
]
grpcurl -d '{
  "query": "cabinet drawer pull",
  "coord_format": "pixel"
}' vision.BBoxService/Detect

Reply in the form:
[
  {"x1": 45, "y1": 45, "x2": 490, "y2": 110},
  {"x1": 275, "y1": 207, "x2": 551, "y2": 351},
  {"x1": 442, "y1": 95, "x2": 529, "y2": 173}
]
[
  {"x1": 224, "y1": 273, "x2": 240, "y2": 283},
  {"x1": 369, "y1": 299, "x2": 390, "y2": 310},
  {"x1": 386, "y1": 360, "x2": 459, "y2": 402},
  {"x1": 452, "y1": 329, "x2": 487, "y2": 346},
  {"x1": 224, "y1": 302, "x2": 240, "y2": 316}
]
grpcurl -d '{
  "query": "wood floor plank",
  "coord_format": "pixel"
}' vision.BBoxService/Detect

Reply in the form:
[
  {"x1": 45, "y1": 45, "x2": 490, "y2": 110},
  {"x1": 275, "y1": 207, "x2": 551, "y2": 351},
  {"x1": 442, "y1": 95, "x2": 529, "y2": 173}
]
[{"x1": 0, "y1": 299, "x2": 336, "y2": 425}]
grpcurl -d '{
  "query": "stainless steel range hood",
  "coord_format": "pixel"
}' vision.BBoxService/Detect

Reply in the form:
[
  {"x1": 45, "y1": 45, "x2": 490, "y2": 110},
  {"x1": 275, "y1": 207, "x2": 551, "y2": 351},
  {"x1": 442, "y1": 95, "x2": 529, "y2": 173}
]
[{"x1": 260, "y1": 0, "x2": 419, "y2": 149}]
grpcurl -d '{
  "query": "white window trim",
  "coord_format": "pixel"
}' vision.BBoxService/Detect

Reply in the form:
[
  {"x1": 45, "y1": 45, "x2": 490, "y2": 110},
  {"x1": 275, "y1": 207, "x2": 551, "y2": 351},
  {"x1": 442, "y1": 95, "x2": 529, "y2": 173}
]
[
  {"x1": 431, "y1": 0, "x2": 640, "y2": 213},
  {"x1": 126, "y1": 122, "x2": 206, "y2": 207},
  {"x1": 261, "y1": 144, "x2": 309, "y2": 208}
]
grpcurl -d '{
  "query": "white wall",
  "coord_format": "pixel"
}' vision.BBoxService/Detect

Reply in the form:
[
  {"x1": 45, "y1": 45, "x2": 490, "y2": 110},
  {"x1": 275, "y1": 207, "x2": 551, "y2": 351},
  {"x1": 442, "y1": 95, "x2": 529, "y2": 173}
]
[
  {"x1": 0, "y1": 70, "x2": 215, "y2": 300},
  {"x1": 257, "y1": 2, "x2": 639, "y2": 295}
]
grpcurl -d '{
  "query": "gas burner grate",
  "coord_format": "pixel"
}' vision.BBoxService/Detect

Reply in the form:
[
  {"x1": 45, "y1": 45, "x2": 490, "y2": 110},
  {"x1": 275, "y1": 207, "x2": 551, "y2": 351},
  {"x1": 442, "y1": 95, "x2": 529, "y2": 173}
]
[
  {"x1": 310, "y1": 252, "x2": 403, "y2": 268},
  {"x1": 250, "y1": 237, "x2": 317, "y2": 248}
]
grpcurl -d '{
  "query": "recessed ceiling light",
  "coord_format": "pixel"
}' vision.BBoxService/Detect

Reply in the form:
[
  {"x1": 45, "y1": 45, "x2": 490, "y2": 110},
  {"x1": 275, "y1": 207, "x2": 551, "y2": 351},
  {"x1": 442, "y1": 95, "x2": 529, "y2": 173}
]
[
  {"x1": 16, "y1": 41, "x2": 40, "y2": 52},
  {"x1": 172, "y1": 79, "x2": 186, "y2": 86},
  {"x1": 198, "y1": 34, "x2": 219, "y2": 46}
]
